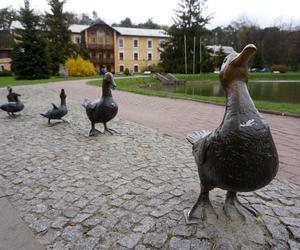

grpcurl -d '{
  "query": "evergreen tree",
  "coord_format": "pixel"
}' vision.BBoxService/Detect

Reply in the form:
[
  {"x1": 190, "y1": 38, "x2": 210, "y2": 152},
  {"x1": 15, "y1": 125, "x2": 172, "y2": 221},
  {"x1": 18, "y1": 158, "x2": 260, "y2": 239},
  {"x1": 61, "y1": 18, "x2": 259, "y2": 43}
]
[
  {"x1": 251, "y1": 48, "x2": 264, "y2": 69},
  {"x1": 0, "y1": 7, "x2": 17, "y2": 30},
  {"x1": 45, "y1": 0, "x2": 72, "y2": 75},
  {"x1": 160, "y1": 0, "x2": 212, "y2": 73},
  {"x1": 119, "y1": 18, "x2": 133, "y2": 27},
  {"x1": 11, "y1": 0, "x2": 50, "y2": 79}
]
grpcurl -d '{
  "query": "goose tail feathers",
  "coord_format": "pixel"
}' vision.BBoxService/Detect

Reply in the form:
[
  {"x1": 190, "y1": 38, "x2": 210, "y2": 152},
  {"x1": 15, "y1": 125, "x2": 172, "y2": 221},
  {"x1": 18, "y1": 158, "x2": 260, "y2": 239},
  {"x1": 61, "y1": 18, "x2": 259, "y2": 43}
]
[{"x1": 186, "y1": 130, "x2": 210, "y2": 145}]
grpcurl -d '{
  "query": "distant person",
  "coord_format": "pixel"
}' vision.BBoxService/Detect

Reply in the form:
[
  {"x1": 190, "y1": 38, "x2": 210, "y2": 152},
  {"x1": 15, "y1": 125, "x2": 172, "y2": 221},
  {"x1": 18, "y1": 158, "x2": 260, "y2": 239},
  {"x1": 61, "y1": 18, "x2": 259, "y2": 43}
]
[{"x1": 100, "y1": 66, "x2": 107, "y2": 75}]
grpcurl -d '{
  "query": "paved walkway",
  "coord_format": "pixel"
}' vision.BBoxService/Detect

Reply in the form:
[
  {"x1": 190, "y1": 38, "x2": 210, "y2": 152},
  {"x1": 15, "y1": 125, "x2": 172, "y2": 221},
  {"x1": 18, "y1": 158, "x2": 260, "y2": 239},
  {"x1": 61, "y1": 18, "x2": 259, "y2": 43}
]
[
  {"x1": 48, "y1": 79, "x2": 300, "y2": 185},
  {"x1": 0, "y1": 82, "x2": 299, "y2": 249},
  {"x1": 0, "y1": 188, "x2": 44, "y2": 250}
]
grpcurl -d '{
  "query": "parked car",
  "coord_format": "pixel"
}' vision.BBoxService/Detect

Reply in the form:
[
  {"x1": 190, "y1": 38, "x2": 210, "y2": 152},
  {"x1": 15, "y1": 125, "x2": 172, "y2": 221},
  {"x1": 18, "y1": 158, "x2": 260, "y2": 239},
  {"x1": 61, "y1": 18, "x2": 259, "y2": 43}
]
[
  {"x1": 260, "y1": 68, "x2": 269, "y2": 72},
  {"x1": 249, "y1": 68, "x2": 269, "y2": 73}
]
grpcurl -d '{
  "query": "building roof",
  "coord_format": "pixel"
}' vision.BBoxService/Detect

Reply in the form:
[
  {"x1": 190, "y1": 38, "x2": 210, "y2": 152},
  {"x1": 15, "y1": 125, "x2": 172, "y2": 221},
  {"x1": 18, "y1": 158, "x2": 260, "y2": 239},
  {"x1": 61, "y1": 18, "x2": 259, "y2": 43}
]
[
  {"x1": 81, "y1": 20, "x2": 113, "y2": 32},
  {"x1": 206, "y1": 45, "x2": 234, "y2": 55},
  {"x1": 69, "y1": 24, "x2": 89, "y2": 33},
  {"x1": 10, "y1": 21, "x2": 89, "y2": 34},
  {"x1": 10, "y1": 21, "x2": 24, "y2": 30},
  {"x1": 9, "y1": 20, "x2": 169, "y2": 38},
  {"x1": 113, "y1": 26, "x2": 168, "y2": 38}
]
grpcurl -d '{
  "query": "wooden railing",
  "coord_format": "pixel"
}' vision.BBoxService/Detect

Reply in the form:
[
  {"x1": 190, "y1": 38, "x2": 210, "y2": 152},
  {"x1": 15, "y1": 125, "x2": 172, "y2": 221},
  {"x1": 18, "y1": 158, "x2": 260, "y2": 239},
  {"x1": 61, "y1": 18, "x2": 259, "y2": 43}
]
[{"x1": 87, "y1": 44, "x2": 114, "y2": 50}]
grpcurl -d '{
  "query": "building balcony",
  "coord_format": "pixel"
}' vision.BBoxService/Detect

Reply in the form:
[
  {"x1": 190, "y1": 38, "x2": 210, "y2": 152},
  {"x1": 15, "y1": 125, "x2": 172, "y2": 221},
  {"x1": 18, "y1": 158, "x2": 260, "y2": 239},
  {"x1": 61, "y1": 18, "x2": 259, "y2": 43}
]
[{"x1": 87, "y1": 44, "x2": 114, "y2": 50}]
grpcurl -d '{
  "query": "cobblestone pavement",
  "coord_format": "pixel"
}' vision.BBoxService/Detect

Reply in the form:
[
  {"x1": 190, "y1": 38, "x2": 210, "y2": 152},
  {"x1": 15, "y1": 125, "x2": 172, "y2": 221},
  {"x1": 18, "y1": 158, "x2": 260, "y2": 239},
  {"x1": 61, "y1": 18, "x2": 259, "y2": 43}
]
[
  {"x1": 48, "y1": 79, "x2": 300, "y2": 185},
  {"x1": 0, "y1": 84, "x2": 300, "y2": 249}
]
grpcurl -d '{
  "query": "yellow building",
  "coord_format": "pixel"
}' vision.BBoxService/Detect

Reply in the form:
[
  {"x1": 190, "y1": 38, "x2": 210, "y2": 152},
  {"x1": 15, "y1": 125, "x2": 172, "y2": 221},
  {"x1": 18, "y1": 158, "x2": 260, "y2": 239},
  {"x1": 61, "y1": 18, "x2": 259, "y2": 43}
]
[
  {"x1": 0, "y1": 31, "x2": 13, "y2": 71},
  {"x1": 5, "y1": 21, "x2": 168, "y2": 74},
  {"x1": 0, "y1": 50, "x2": 12, "y2": 71},
  {"x1": 112, "y1": 27, "x2": 168, "y2": 73},
  {"x1": 79, "y1": 21, "x2": 168, "y2": 73},
  {"x1": 69, "y1": 24, "x2": 88, "y2": 45}
]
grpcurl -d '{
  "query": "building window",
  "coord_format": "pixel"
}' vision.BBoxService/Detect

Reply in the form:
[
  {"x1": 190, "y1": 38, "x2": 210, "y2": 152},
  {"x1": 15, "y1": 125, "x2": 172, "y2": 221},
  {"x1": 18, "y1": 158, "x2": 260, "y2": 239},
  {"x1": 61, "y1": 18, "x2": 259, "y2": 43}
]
[
  {"x1": 147, "y1": 52, "x2": 152, "y2": 61},
  {"x1": 133, "y1": 38, "x2": 139, "y2": 48},
  {"x1": 147, "y1": 39, "x2": 153, "y2": 49},
  {"x1": 133, "y1": 52, "x2": 139, "y2": 60},
  {"x1": 119, "y1": 52, "x2": 124, "y2": 60},
  {"x1": 75, "y1": 36, "x2": 81, "y2": 44},
  {"x1": 119, "y1": 38, "x2": 124, "y2": 48},
  {"x1": 106, "y1": 36, "x2": 111, "y2": 44},
  {"x1": 91, "y1": 51, "x2": 96, "y2": 58},
  {"x1": 134, "y1": 65, "x2": 139, "y2": 73},
  {"x1": 91, "y1": 38, "x2": 96, "y2": 44},
  {"x1": 120, "y1": 65, "x2": 124, "y2": 72}
]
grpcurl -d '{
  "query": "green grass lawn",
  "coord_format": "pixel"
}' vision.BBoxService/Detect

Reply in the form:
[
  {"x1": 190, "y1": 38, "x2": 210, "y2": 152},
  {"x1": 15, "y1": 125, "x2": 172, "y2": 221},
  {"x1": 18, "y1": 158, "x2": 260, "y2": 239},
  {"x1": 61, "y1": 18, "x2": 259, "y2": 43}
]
[
  {"x1": 0, "y1": 75, "x2": 101, "y2": 88},
  {"x1": 175, "y1": 72, "x2": 300, "y2": 81},
  {"x1": 88, "y1": 75, "x2": 300, "y2": 115}
]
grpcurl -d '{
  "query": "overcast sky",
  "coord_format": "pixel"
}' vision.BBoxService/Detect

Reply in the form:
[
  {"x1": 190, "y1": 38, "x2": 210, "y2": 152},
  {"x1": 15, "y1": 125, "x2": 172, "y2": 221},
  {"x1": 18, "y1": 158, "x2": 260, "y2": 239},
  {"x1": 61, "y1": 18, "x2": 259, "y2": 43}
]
[{"x1": 1, "y1": 0, "x2": 300, "y2": 28}]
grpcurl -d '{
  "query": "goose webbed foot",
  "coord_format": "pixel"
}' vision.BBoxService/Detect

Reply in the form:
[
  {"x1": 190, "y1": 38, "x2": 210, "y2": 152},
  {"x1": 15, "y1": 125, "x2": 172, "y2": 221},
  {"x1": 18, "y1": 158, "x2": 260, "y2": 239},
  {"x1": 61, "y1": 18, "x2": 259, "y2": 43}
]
[
  {"x1": 8, "y1": 112, "x2": 16, "y2": 119},
  {"x1": 89, "y1": 128, "x2": 103, "y2": 137},
  {"x1": 184, "y1": 190, "x2": 218, "y2": 224},
  {"x1": 61, "y1": 118, "x2": 70, "y2": 123},
  {"x1": 104, "y1": 123, "x2": 118, "y2": 135},
  {"x1": 224, "y1": 191, "x2": 257, "y2": 220},
  {"x1": 104, "y1": 128, "x2": 118, "y2": 135}
]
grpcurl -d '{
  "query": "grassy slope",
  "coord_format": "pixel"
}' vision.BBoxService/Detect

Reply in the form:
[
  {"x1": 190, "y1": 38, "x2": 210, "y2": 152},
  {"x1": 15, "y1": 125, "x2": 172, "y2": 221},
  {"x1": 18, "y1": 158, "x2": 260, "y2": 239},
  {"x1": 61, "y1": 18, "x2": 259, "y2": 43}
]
[
  {"x1": 175, "y1": 72, "x2": 300, "y2": 81},
  {"x1": 88, "y1": 75, "x2": 300, "y2": 115}
]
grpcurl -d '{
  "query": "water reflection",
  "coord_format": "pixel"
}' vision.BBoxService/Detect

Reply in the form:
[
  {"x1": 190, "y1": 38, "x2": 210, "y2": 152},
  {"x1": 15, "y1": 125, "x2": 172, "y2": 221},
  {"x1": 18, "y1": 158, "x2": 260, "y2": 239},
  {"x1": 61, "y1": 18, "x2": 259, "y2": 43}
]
[{"x1": 144, "y1": 81, "x2": 300, "y2": 104}]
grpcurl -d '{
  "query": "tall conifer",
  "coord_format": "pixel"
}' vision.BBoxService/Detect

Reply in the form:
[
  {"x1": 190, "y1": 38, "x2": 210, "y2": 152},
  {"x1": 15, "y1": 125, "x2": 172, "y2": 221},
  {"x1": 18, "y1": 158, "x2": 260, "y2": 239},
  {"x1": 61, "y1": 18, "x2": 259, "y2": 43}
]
[
  {"x1": 45, "y1": 0, "x2": 71, "y2": 75},
  {"x1": 160, "y1": 0, "x2": 213, "y2": 73},
  {"x1": 12, "y1": 0, "x2": 50, "y2": 79}
]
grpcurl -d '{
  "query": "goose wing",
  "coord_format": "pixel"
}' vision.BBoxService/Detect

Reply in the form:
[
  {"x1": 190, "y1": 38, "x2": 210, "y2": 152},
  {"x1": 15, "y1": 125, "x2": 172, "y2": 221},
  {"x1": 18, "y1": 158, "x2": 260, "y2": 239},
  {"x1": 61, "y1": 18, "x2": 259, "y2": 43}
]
[
  {"x1": 187, "y1": 130, "x2": 211, "y2": 166},
  {"x1": 52, "y1": 103, "x2": 58, "y2": 109}
]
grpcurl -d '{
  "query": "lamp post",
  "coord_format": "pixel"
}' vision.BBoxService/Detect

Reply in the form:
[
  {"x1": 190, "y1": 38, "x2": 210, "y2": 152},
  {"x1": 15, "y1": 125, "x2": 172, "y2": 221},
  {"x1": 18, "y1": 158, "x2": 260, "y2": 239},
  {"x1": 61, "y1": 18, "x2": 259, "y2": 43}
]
[
  {"x1": 199, "y1": 37, "x2": 202, "y2": 73},
  {"x1": 193, "y1": 36, "x2": 196, "y2": 74},
  {"x1": 184, "y1": 34, "x2": 187, "y2": 74}
]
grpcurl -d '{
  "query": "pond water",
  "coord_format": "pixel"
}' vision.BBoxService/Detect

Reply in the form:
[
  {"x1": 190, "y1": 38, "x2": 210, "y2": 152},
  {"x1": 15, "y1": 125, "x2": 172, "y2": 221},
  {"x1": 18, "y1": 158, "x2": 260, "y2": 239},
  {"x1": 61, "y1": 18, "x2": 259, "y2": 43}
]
[{"x1": 144, "y1": 80, "x2": 300, "y2": 104}]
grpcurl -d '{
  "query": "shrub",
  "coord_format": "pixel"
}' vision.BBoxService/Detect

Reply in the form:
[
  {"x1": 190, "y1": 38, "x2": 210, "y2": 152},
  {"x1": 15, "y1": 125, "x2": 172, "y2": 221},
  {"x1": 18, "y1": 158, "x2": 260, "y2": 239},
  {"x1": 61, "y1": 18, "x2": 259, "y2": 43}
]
[
  {"x1": 271, "y1": 64, "x2": 289, "y2": 73},
  {"x1": 0, "y1": 70, "x2": 12, "y2": 76},
  {"x1": 65, "y1": 56, "x2": 96, "y2": 76},
  {"x1": 124, "y1": 68, "x2": 130, "y2": 76},
  {"x1": 143, "y1": 64, "x2": 165, "y2": 73}
]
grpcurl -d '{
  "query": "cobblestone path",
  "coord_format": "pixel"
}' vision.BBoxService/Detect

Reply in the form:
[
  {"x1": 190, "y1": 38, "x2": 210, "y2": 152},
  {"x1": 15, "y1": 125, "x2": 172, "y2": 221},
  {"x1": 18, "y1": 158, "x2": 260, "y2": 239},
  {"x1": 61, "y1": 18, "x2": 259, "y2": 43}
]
[
  {"x1": 0, "y1": 84, "x2": 300, "y2": 249},
  {"x1": 48, "y1": 80, "x2": 300, "y2": 186}
]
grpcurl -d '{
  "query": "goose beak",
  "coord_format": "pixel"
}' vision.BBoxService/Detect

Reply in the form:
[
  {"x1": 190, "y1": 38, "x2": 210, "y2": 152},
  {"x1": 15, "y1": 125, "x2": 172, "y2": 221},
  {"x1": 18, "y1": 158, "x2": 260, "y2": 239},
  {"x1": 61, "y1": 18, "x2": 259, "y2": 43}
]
[{"x1": 230, "y1": 44, "x2": 257, "y2": 67}]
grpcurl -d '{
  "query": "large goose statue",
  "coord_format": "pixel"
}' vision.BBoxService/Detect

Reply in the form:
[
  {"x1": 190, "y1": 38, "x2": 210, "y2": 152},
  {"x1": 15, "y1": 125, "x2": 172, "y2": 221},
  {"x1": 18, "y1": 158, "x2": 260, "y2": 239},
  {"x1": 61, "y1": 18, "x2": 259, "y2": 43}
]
[
  {"x1": 82, "y1": 72, "x2": 118, "y2": 136},
  {"x1": 184, "y1": 44, "x2": 279, "y2": 223}
]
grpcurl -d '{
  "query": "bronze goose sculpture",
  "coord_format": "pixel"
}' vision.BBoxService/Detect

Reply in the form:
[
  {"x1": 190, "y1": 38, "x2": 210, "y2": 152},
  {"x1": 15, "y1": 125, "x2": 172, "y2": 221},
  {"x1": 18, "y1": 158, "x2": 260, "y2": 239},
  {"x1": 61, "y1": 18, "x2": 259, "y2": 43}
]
[
  {"x1": 185, "y1": 44, "x2": 278, "y2": 223},
  {"x1": 82, "y1": 72, "x2": 118, "y2": 136},
  {"x1": 40, "y1": 89, "x2": 68, "y2": 124},
  {"x1": 0, "y1": 87, "x2": 24, "y2": 117}
]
